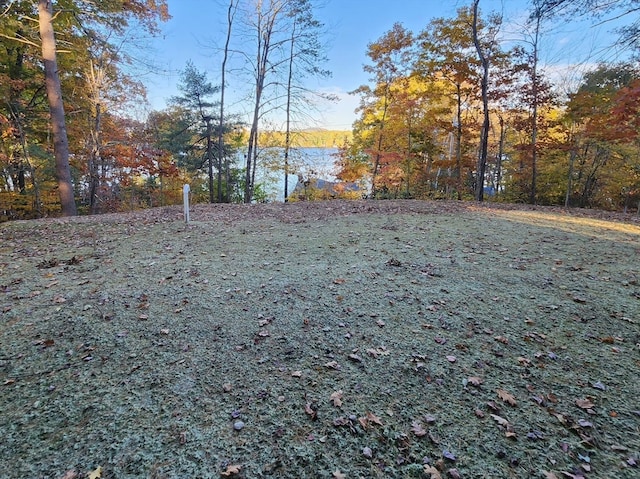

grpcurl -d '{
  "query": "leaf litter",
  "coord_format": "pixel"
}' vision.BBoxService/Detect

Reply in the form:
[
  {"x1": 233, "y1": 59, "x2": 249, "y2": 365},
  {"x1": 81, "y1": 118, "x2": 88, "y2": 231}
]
[{"x1": 0, "y1": 200, "x2": 639, "y2": 478}]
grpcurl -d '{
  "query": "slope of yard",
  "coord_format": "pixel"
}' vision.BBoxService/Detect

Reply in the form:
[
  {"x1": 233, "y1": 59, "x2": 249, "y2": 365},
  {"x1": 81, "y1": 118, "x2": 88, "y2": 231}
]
[{"x1": 1, "y1": 200, "x2": 639, "y2": 479}]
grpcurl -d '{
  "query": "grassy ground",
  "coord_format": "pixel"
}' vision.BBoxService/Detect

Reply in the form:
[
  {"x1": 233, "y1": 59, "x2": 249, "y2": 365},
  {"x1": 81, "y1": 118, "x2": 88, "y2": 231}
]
[{"x1": 1, "y1": 200, "x2": 638, "y2": 479}]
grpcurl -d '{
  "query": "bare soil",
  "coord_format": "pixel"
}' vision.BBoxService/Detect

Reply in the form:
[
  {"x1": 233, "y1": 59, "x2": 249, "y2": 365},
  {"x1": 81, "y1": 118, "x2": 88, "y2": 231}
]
[{"x1": 1, "y1": 200, "x2": 639, "y2": 479}]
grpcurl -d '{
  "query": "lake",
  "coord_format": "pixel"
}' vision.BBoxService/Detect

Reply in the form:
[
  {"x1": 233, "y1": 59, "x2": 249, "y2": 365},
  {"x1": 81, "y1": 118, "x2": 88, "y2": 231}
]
[{"x1": 252, "y1": 147, "x2": 340, "y2": 202}]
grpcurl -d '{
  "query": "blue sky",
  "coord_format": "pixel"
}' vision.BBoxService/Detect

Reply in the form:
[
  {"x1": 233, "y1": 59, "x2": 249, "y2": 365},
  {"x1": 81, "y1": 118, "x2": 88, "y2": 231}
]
[{"x1": 144, "y1": 0, "x2": 621, "y2": 129}]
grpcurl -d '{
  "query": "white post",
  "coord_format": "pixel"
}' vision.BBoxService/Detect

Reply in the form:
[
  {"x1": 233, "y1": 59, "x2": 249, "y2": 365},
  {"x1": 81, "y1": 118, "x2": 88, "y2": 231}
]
[{"x1": 183, "y1": 184, "x2": 190, "y2": 223}]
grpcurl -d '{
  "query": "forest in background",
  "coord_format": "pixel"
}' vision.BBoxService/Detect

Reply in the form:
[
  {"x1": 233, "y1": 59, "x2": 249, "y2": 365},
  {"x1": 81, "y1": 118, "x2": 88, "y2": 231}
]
[{"x1": 1, "y1": 0, "x2": 640, "y2": 221}]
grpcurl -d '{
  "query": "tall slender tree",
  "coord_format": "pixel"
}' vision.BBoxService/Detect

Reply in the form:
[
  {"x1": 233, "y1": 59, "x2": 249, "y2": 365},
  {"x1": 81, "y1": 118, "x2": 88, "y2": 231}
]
[
  {"x1": 171, "y1": 62, "x2": 220, "y2": 203},
  {"x1": 354, "y1": 23, "x2": 414, "y2": 197},
  {"x1": 38, "y1": 0, "x2": 76, "y2": 215},
  {"x1": 217, "y1": 0, "x2": 238, "y2": 203},
  {"x1": 472, "y1": 0, "x2": 491, "y2": 202},
  {"x1": 416, "y1": 8, "x2": 480, "y2": 198},
  {"x1": 282, "y1": 0, "x2": 329, "y2": 202}
]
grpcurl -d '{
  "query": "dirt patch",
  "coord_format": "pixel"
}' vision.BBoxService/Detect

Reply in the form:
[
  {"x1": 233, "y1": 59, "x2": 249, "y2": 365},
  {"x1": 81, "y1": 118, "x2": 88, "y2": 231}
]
[{"x1": 1, "y1": 200, "x2": 639, "y2": 478}]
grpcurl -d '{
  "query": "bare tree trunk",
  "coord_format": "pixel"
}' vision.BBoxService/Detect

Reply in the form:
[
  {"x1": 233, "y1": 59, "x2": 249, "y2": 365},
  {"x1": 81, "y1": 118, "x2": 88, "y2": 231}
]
[
  {"x1": 218, "y1": 0, "x2": 237, "y2": 203},
  {"x1": 565, "y1": 147, "x2": 576, "y2": 208},
  {"x1": 206, "y1": 120, "x2": 214, "y2": 203},
  {"x1": 244, "y1": 13, "x2": 269, "y2": 203},
  {"x1": 496, "y1": 115, "x2": 505, "y2": 194},
  {"x1": 88, "y1": 103, "x2": 101, "y2": 214},
  {"x1": 455, "y1": 83, "x2": 463, "y2": 200},
  {"x1": 530, "y1": 12, "x2": 542, "y2": 205},
  {"x1": 38, "y1": 0, "x2": 77, "y2": 216},
  {"x1": 283, "y1": 22, "x2": 296, "y2": 203},
  {"x1": 371, "y1": 84, "x2": 390, "y2": 198},
  {"x1": 472, "y1": 0, "x2": 490, "y2": 203}
]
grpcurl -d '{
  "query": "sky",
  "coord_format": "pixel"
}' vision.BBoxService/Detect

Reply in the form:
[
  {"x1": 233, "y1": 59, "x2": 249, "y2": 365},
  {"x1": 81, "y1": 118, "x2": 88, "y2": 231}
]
[{"x1": 142, "y1": 0, "x2": 624, "y2": 129}]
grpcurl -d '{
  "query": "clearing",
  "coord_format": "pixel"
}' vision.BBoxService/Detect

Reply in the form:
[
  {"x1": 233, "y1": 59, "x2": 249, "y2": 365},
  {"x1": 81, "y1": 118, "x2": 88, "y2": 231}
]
[{"x1": 1, "y1": 200, "x2": 639, "y2": 478}]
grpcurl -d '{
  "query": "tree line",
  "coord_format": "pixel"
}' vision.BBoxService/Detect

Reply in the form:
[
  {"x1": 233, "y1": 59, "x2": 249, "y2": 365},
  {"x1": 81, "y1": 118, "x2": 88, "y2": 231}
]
[
  {"x1": 0, "y1": 0, "x2": 329, "y2": 219},
  {"x1": 1, "y1": 1, "x2": 639, "y2": 220},
  {"x1": 338, "y1": 0, "x2": 640, "y2": 212}
]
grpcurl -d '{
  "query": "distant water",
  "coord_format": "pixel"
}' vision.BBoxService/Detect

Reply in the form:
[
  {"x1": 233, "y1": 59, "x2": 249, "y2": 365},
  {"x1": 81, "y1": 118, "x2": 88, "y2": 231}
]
[{"x1": 253, "y1": 147, "x2": 339, "y2": 202}]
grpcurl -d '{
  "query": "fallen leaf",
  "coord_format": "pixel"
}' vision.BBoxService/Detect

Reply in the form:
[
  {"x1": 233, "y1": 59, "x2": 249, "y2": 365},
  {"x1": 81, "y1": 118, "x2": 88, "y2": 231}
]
[
  {"x1": 366, "y1": 346, "x2": 390, "y2": 357},
  {"x1": 333, "y1": 278, "x2": 346, "y2": 284},
  {"x1": 560, "y1": 472, "x2": 585, "y2": 479},
  {"x1": 87, "y1": 466, "x2": 102, "y2": 479},
  {"x1": 304, "y1": 402, "x2": 317, "y2": 420},
  {"x1": 576, "y1": 398, "x2": 595, "y2": 410},
  {"x1": 366, "y1": 411, "x2": 383, "y2": 425},
  {"x1": 324, "y1": 361, "x2": 340, "y2": 370},
  {"x1": 448, "y1": 468, "x2": 462, "y2": 479},
  {"x1": 291, "y1": 370, "x2": 302, "y2": 377},
  {"x1": 467, "y1": 376, "x2": 483, "y2": 386},
  {"x1": 423, "y1": 465, "x2": 442, "y2": 479},
  {"x1": 332, "y1": 471, "x2": 346, "y2": 479},
  {"x1": 497, "y1": 389, "x2": 517, "y2": 406},
  {"x1": 494, "y1": 335, "x2": 509, "y2": 344},
  {"x1": 330, "y1": 390, "x2": 343, "y2": 407},
  {"x1": 543, "y1": 472, "x2": 559, "y2": 479},
  {"x1": 60, "y1": 470, "x2": 78, "y2": 479},
  {"x1": 220, "y1": 464, "x2": 242, "y2": 476},
  {"x1": 411, "y1": 420, "x2": 428, "y2": 437},
  {"x1": 490, "y1": 413, "x2": 509, "y2": 427},
  {"x1": 443, "y1": 449, "x2": 456, "y2": 461}
]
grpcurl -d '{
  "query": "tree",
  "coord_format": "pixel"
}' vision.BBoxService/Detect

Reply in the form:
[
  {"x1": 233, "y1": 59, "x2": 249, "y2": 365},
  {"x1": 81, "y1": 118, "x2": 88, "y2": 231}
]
[
  {"x1": 416, "y1": 8, "x2": 481, "y2": 199},
  {"x1": 560, "y1": 64, "x2": 640, "y2": 208},
  {"x1": 239, "y1": 0, "x2": 331, "y2": 203},
  {"x1": 282, "y1": 0, "x2": 330, "y2": 202},
  {"x1": 242, "y1": 0, "x2": 286, "y2": 203},
  {"x1": 1, "y1": 0, "x2": 170, "y2": 217},
  {"x1": 38, "y1": 0, "x2": 76, "y2": 216},
  {"x1": 353, "y1": 23, "x2": 414, "y2": 198},
  {"x1": 472, "y1": 0, "x2": 491, "y2": 202},
  {"x1": 171, "y1": 62, "x2": 220, "y2": 203},
  {"x1": 217, "y1": 0, "x2": 239, "y2": 203}
]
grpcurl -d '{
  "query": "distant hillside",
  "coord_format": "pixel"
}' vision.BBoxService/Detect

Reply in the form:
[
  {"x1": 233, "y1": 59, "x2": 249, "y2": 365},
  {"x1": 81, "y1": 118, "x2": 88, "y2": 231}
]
[{"x1": 258, "y1": 129, "x2": 352, "y2": 148}]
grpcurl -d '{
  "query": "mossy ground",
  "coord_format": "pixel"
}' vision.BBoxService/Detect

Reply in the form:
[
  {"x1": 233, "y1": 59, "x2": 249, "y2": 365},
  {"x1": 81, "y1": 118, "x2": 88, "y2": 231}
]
[{"x1": 1, "y1": 200, "x2": 638, "y2": 478}]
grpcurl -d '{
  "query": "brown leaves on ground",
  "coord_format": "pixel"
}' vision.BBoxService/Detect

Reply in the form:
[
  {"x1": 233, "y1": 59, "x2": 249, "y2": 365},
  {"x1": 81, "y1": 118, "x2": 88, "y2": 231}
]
[
  {"x1": 87, "y1": 466, "x2": 102, "y2": 479},
  {"x1": 491, "y1": 414, "x2": 517, "y2": 438},
  {"x1": 423, "y1": 465, "x2": 442, "y2": 478},
  {"x1": 358, "y1": 411, "x2": 383, "y2": 429},
  {"x1": 575, "y1": 398, "x2": 595, "y2": 410},
  {"x1": 467, "y1": 376, "x2": 483, "y2": 387},
  {"x1": 330, "y1": 390, "x2": 343, "y2": 407},
  {"x1": 220, "y1": 464, "x2": 242, "y2": 476},
  {"x1": 411, "y1": 420, "x2": 428, "y2": 437},
  {"x1": 304, "y1": 402, "x2": 318, "y2": 420},
  {"x1": 366, "y1": 346, "x2": 390, "y2": 358},
  {"x1": 497, "y1": 388, "x2": 517, "y2": 406}
]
